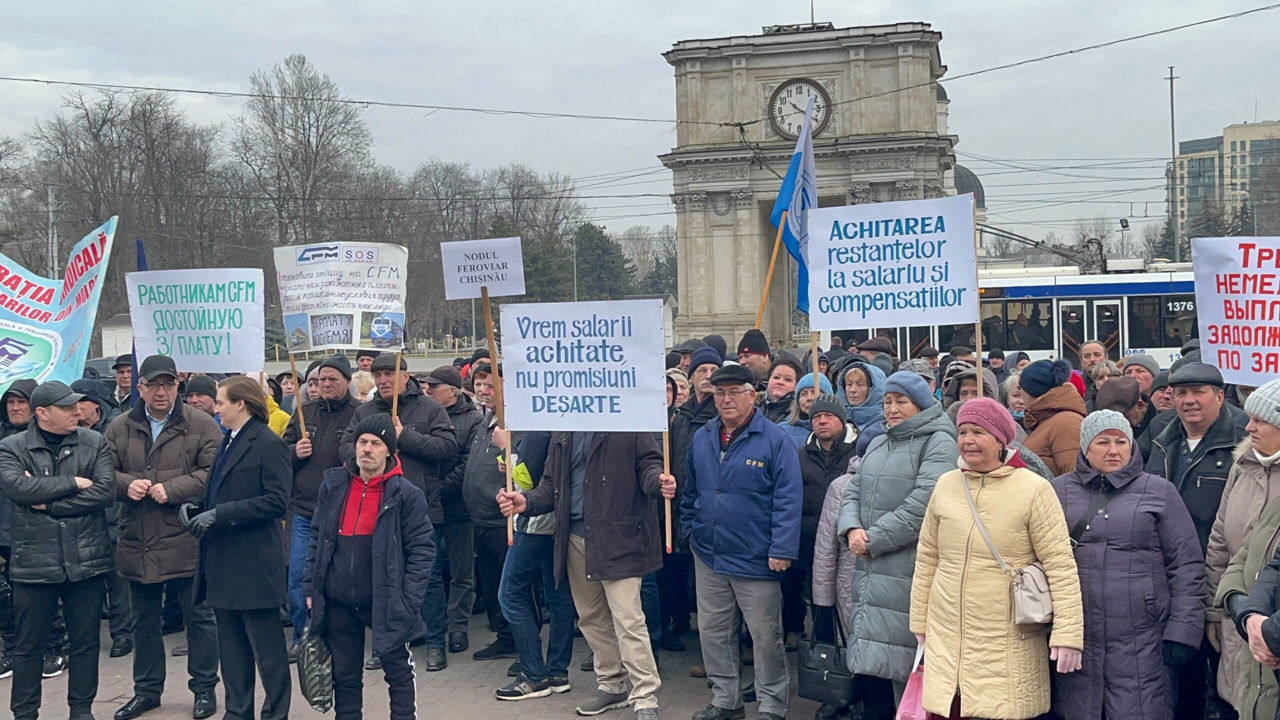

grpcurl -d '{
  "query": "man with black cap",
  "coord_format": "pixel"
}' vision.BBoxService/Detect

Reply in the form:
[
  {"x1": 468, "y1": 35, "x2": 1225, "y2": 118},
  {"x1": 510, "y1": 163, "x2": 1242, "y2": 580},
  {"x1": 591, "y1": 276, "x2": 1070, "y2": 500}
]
[
  {"x1": 355, "y1": 349, "x2": 379, "y2": 374},
  {"x1": 304, "y1": 412, "x2": 435, "y2": 720},
  {"x1": 71, "y1": 378, "x2": 134, "y2": 661},
  {"x1": 1093, "y1": 376, "x2": 1158, "y2": 463},
  {"x1": 1145, "y1": 362, "x2": 1247, "y2": 720},
  {"x1": 674, "y1": 339, "x2": 705, "y2": 375},
  {"x1": 986, "y1": 349, "x2": 1008, "y2": 384},
  {"x1": 282, "y1": 354, "x2": 357, "y2": 659},
  {"x1": 340, "y1": 354, "x2": 458, "y2": 664},
  {"x1": 0, "y1": 380, "x2": 116, "y2": 720},
  {"x1": 421, "y1": 364, "x2": 484, "y2": 666},
  {"x1": 856, "y1": 336, "x2": 894, "y2": 364},
  {"x1": 0, "y1": 378, "x2": 38, "y2": 678},
  {"x1": 184, "y1": 376, "x2": 219, "y2": 423},
  {"x1": 681, "y1": 364, "x2": 802, "y2": 720},
  {"x1": 105, "y1": 355, "x2": 223, "y2": 720},
  {"x1": 109, "y1": 354, "x2": 134, "y2": 412},
  {"x1": 736, "y1": 330, "x2": 773, "y2": 387}
]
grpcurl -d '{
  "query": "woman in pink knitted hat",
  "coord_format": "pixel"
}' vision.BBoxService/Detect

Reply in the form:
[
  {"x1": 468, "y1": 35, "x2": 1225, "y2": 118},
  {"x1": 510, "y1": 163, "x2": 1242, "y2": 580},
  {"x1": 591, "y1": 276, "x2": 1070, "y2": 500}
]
[{"x1": 909, "y1": 397, "x2": 1085, "y2": 719}]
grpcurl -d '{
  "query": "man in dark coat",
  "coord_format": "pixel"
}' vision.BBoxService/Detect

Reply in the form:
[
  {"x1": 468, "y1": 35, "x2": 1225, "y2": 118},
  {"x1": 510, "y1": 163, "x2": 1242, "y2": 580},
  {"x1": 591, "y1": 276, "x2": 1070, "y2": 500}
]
[
  {"x1": 0, "y1": 380, "x2": 116, "y2": 720},
  {"x1": 105, "y1": 356, "x2": 223, "y2": 720},
  {"x1": 423, "y1": 364, "x2": 483, "y2": 665},
  {"x1": 1146, "y1": 362, "x2": 1247, "y2": 720},
  {"x1": 186, "y1": 379, "x2": 291, "y2": 720},
  {"x1": 497, "y1": 431, "x2": 673, "y2": 718},
  {"x1": 681, "y1": 365, "x2": 802, "y2": 720},
  {"x1": 787, "y1": 395, "x2": 857, "y2": 649},
  {"x1": 663, "y1": 347, "x2": 720, "y2": 649},
  {"x1": 0, "y1": 377, "x2": 38, "y2": 675},
  {"x1": 281, "y1": 354, "x2": 356, "y2": 655},
  {"x1": 1093, "y1": 377, "x2": 1158, "y2": 463},
  {"x1": 304, "y1": 413, "x2": 435, "y2": 720}
]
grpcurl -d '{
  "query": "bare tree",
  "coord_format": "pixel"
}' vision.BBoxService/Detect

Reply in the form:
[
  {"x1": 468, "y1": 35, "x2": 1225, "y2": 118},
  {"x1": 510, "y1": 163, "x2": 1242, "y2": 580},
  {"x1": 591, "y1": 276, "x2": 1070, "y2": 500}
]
[{"x1": 233, "y1": 54, "x2": 372, "y2": 245}]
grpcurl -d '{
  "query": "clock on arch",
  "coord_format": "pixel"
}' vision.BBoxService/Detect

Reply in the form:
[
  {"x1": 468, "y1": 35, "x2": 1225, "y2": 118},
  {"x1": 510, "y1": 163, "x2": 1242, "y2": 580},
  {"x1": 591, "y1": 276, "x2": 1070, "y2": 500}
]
[{"x1": 767, "y1": 78, "x2": 832, "y2": 140}]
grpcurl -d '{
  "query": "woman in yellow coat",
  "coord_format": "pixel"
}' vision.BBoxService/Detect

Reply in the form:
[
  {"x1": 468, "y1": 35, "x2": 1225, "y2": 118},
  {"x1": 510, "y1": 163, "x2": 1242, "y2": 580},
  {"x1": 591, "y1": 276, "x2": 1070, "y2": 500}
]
[{"x1": 910, "y1": 398, "x2": 1085, "y2": 719}]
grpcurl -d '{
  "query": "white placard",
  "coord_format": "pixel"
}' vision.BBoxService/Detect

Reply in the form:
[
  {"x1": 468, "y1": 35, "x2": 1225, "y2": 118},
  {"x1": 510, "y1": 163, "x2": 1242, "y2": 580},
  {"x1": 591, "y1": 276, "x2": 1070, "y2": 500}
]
[
  {"x1": 273, "y1": 242, "x2": 408, "y2": 352},
  {"x1": 1192, "y1": 236, "x2": 1280, "y2": 385},
  {"x1": 500, "y1": 299, "x2": 666, "y2": 432},
  {"x1": 440, "y1": 236, "x2": 526, "y2": 300},
  {"x1": 806, "y1": 194, "x2": 978, "y2": 331},
  {"x1": 126, "y1": 268, "x2": 265, "y2": 373}
]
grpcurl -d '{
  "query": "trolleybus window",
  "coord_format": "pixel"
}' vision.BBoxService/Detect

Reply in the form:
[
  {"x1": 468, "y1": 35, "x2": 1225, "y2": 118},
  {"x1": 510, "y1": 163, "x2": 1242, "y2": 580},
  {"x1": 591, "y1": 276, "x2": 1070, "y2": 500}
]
[
  {"x1": 1005, "y1": 301, "x2": 1054, "y2": 351},
  {"x1": 1162, "y1": 295, "x2": 1196, "y2": 348},
  {"x1": 1126, "y1": 295, "x2": 1196, "y2": 350},
  {"x1": 1127, "y1": 297, "x2": 1162, "y2": 349}
]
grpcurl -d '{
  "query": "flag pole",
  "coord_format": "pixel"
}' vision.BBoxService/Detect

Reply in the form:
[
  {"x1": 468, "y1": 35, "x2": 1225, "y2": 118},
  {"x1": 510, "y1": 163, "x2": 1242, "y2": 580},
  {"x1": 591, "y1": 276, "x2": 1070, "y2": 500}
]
[
  {"x1": 810, "y1": 330, "x2": 820, "y2": 390},
  {"x1": 663, "y1": 431, "x2": 672, "y2": 555},
  {"x1": 972, "y1": 200, "x2": 984, "y2": 399},
  {"x1": 288, "y1": 352, "x2": 308, "y2": 440},
  {"x1": 481, "y1": 286, "x2": 514, "y2": 546},
  {"x1": 756, "y1": 210, "x2": 787, "y2": 329}
]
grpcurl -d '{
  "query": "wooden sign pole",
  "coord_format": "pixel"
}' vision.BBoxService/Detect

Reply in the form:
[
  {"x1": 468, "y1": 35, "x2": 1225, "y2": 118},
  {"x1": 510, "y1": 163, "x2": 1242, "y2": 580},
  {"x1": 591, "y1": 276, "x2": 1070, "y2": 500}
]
[
  {"x1": 288, "y1": 352, "x2": 308, "y2": 440},
  {"x1": 481, "y1": 286, "x2": 514, "y2": 546},
  {"x1": 756, "y1": 210, "x2": 787, "y2": 329},
  {"x1": 391, "y1": 352, "x2": 403, "y2": 419},
  {"x1": 973, "y1": 202, "x2": 984, "y2": 399},
  {"x1": 663, "y1": 431, "x2": 672, "y2": 554}
]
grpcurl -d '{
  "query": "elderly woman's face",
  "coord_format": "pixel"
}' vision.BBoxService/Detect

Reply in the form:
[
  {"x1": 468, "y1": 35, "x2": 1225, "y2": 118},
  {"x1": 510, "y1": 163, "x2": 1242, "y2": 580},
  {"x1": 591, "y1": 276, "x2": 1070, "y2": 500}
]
[
  {"x1": 1086, "y1": 430, "x2": 1131, "y2": 474},
  {"x1": 957, "y1": 423, "x2": 1003, "y2": 469},
  {"x1": 844, "y1": 369, "x2": 870, "y2": 406},
  {"x1": 1006, "y1": 385, "x2": 1025, "y2": 413},
  {"x1": 1248, "y1": 415, "x2": 1280, "y2": 457},
  {"x1": 798, "y1": 387, "x2": 816, "y2": 414},
  {"x1": 883, "y1": 392, "x2": 919, "y2": 428}
]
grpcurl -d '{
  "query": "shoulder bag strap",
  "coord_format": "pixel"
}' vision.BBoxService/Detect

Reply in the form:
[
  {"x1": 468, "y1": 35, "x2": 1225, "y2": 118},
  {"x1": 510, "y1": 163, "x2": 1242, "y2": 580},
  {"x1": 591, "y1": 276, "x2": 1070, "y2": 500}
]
[
  {"x1": 1069, "y1": 482, "x2": 1117, "y2": 546},
  {"x1": 960, "y1": 474, "x2": 1012, "y2": 575}
]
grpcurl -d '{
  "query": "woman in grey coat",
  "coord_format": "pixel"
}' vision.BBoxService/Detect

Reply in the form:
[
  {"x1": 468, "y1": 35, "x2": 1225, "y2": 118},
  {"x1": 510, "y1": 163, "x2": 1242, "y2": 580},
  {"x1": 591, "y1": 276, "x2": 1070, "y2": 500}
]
[
  {"x1": 1050, "y1": 410, "x2": 1206, "y2": 720},
  {"x1": 835, "y1": 371, "x2": 958, "y2": 720}
]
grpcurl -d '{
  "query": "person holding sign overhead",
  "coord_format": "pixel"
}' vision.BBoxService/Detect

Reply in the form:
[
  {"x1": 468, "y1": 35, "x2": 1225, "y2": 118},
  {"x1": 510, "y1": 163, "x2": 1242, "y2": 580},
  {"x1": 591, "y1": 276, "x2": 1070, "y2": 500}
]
[
  {"x1": 680, "y1": 364, "x2": 803, "y2": 720},
  {"x1": 496, "y1": 431, "x2": 675, "y2": 720}
]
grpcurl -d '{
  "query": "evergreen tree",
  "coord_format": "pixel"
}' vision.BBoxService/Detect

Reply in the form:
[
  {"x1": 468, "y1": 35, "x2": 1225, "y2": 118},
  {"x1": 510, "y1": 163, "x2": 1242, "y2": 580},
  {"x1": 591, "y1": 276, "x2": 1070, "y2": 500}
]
[
  {"x1": 1229, "y1": 198, "x2": 1255, "y2": 236},
  {"x1": 572, "y1": 222, "x2": 636, "y2": 300}
]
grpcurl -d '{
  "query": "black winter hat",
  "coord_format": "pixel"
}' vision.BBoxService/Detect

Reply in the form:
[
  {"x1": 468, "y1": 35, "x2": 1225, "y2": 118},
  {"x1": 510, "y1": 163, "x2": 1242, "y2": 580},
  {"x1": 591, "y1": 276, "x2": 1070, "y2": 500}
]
[
  {"x1": 710, "y1": 364, "x2": 755, "y2": 387},
  {"x1": 353, "y1": 412, "x2": 397, "y2": 455},
  {"x1": 1020, "y1": 359, "x2": 1073, "y2": 398},
  {"x1": 737, "y1": 329, "x2": 770, "y2": 357},
  {"x1": 318, "y1": 354, "x2": 353, "y2": 380},
  {"x1": 185, "y1": 375, "x2": 218, "y2": 399},
  {"x1": 702, "y1": 335, "x2": 728, "y2": 360},
  {"x1": 809, "y1": 394, "x2": 847, "y2": 423}
]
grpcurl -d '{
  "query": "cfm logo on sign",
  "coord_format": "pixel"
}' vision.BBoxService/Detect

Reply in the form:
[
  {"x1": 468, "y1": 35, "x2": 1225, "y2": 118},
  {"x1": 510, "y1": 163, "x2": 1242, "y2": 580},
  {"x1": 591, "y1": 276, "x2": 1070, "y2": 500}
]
[{"x1": 295, "y1": 245, "x2": 342, "y2": 265}]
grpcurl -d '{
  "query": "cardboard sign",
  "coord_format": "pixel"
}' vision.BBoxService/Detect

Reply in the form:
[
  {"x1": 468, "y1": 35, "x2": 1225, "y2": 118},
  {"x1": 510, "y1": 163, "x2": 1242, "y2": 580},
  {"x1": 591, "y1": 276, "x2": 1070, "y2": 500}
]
[
  {"x1": 500, "y1": 299, "x2": 666, "y2": 432},
  {"x1": 441, "y1": 236, "x2": 526, "y2": 300},
  {"x1": 806, "y1": 194, "x2": 978, "y2": 331},
  {"x1": 127, "y1": 269, "x2": 265, "y2": 373},
  {"x1": 273, "y1": 242, "x2": 408, "y2": 352},
  {"x1": 1192, "y1": 236, "x2": 1280, "y2": 385}
]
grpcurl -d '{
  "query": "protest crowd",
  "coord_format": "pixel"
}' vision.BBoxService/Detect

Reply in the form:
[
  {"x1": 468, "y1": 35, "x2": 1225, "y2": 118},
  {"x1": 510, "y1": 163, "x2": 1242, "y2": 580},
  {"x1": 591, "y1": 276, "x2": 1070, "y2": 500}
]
[{"x1": 5, "y1": 321, "x2": 1280, "y2": 720}]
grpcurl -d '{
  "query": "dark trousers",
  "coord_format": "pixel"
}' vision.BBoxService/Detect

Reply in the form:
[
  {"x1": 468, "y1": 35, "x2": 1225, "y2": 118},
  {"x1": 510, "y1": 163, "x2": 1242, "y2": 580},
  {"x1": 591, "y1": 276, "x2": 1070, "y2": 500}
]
[
  {"x1": 474, "y1": 525, "x2": 512, "y2": 645},
  {"x1": 10, "y1": 577, "x2": 106, "y2": 720},
  {"x1": 327, "y1": 601, "x2": 416, "y2": 720},
  {"x1": 440, "y1": 520, "x2": 475, "y2": 633},
  {"x1": 780, "y1": 534, "x2": 814, "y2": 635},
  {"x1": 657, "y1": 551, "x2": 692, "y2": 635},
  {"x1": 420, "y1": 528, "x2": 449, "y2": 648},
  {"x1": 212, "y1": 607, "x2": 290, "y2": 720},
  {"x1": 854, "y1": 674, "x2": 897, "y2": 720},
  {"x1": 131, "y1": 578, "x2": 219, "y2": 699},
  {"x1": 0, "y1": 547, "x2": 62, "y2": 658},
  {"x1": 1171, "y1": 637, "x2": 1237, "y2": 720},
  {"x1": 105, "y1": 567, "x2": 134, "y2": 641}
]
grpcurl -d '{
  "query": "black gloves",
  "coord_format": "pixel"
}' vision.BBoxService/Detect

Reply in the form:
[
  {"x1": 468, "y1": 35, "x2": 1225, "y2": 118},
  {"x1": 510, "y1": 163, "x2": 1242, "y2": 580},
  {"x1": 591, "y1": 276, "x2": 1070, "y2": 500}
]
[
  {"x1": 179, "y1": 502, "x2": 216, "y2": 539},
  {"x1": 1163, "y1": 640, "x2": 1197, "y2": 670},
  {"x1": 811, "y1": 605, "x2": 837, "y2": 645}
]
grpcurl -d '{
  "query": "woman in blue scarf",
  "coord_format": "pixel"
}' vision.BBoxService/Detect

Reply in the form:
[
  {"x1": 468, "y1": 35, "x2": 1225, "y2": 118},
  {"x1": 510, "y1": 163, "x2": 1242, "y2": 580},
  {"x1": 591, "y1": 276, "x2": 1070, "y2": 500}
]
[{"x1": 835, "y1": 358, "x2": 886, "y2": 456}]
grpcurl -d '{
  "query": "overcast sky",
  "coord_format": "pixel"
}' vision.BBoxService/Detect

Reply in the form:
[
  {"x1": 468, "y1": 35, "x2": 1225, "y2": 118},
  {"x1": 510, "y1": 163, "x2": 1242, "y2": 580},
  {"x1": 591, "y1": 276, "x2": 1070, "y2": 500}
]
[{"x1": 1, "y1": 0, "x2": 1277, "y2": 245}]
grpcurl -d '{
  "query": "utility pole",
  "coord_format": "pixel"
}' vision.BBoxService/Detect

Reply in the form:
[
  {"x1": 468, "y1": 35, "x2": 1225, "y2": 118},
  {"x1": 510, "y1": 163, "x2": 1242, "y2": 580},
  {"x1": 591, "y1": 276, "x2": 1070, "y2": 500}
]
[
  {"x1": 46, "y1": 185, "x2": 59, "y2": 278},
  {"x1": 1166, "y1": 66, "x2": 1179, "y2": 261},
  {"x1": 572, "y1": 233, "x2": 579, "y2": 301}
]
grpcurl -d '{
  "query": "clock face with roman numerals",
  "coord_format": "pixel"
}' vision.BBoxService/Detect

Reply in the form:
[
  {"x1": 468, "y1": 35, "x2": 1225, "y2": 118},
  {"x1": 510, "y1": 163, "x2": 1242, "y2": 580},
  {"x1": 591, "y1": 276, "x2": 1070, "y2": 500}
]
[{"x1": 768, "y1": 78, "x2": 832, "y2": 140}]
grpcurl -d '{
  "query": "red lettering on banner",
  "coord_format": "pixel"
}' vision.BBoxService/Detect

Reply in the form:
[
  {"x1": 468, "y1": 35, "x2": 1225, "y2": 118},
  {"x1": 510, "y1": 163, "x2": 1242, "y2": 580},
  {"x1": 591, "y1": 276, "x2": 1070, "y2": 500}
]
[
  {"x1": 1253, "y1": 352, "x2": 1280, "y2": 374},
  {"x1": 58, "y1": 231, "x2": 108, "y2": 303}
]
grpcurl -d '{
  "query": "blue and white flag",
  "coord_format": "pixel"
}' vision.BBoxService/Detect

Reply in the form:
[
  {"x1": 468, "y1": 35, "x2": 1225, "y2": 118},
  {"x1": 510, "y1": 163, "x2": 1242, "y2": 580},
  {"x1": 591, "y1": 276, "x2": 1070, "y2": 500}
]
[{"x1": 770, "y1": 96, "x2": 818, "y2": 313}]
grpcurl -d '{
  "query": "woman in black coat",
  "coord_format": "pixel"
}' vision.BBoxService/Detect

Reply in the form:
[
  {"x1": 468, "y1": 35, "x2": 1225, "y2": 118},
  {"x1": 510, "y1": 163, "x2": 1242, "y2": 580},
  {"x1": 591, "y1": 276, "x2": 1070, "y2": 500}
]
[{"x1": 184, "y1": 376, "x2": 291, "y2": 720}]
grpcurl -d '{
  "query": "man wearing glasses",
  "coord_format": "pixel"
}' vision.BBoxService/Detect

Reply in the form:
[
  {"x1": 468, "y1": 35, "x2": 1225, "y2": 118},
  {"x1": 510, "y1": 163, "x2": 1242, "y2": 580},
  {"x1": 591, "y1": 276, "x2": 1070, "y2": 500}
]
[
  {"x1": 104, "y1": 355, "x2": 224, "y2": 720},
  {"x1": 680, "y1": 364, "x2": 802, "y2": 720},
  {"x1": 282, "y1": 355, "x2": 357, "y2": 660}
]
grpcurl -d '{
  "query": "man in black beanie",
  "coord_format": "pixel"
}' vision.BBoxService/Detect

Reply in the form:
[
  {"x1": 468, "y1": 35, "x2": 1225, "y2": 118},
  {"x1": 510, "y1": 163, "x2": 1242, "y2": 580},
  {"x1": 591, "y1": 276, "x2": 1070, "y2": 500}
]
[
  {"x1": 736, "y1": 330, "x2": 772, "y2": 386},
  {"x1": 305, "y1": 412, "x2": 435, "y2": 720},
  {"x1": 282, "y1": 354, "x2": 357, "y2": 657}
]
